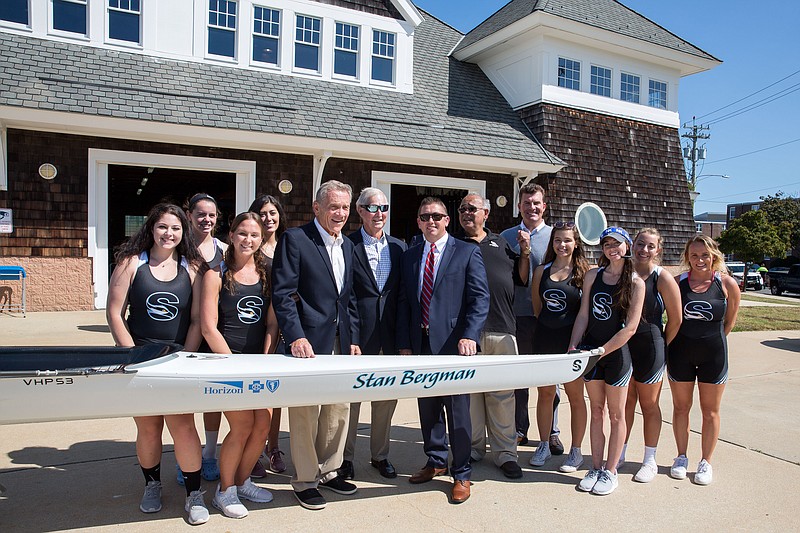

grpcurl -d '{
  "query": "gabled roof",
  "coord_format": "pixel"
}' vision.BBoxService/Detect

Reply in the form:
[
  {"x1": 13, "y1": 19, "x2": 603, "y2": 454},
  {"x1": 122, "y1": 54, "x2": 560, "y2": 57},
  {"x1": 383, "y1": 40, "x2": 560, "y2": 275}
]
[
  {"x1": 0, "y1": 11, "x2": 561, "y2": 171},
  {"x1": 453, "y1": 0, "x2": 718, "y2": 62}
]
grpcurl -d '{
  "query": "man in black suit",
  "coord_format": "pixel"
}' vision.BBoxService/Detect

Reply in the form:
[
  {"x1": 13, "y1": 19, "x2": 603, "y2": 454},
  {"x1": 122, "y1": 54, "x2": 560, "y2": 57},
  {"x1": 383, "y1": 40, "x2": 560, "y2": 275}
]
[
  {"x1": 338, "y1": 187, "x2": 407, "y2": 481},
  {"x1": 397, "y1": 197, "x2": 489, "y2": 504},
  {"x1": 271, "y1": 180, "x2": 361, "y2": 511}
]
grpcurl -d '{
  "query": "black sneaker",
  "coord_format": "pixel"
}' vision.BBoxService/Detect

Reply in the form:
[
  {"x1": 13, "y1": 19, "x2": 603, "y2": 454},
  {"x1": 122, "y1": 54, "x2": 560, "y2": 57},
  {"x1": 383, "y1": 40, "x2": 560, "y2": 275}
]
[
  {"x1": 549, "y1": 434, "x2": 564, "y2": 456},
  {"x1": 294, "y1": 488, "x2": 326, "y2": 510},
  {"x1": 337, "y1": 460, "x2": 355, "y2": 480},
  {"x1": 319, "y1": 476, "x2": 358, "y2": 495},
  {"x1": 500, "y1": 461, "x2": 523, "y2": 479}
]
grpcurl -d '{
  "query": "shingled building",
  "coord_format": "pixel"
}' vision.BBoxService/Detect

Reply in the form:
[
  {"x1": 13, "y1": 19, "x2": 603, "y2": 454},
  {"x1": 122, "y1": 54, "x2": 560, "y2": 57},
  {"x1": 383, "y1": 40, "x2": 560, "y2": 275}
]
[{"x1": 0, "y1": 0, "x2": 718, "y2": 311}]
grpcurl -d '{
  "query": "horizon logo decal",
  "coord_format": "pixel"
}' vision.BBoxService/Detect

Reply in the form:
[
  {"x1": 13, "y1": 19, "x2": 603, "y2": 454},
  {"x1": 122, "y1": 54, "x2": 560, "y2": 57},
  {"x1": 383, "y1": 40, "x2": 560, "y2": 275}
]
[
  {"x1": 204, "y1": 380, "x2": 244, "y2": 395},
  {"x1": 592, "y1": 292, "x2": 613, "y2": 321},
  {"x1": 146, "y1": 292, "x2": 180, "y2": 321},
  {"x1": 237, "y1": 295, "x2": 264, "y2": 324},
  {"x1": 544, "y1": 288, "x2": 568, "y2": 313},
  {"x1": 247, "y1": 379, "x2": 280, "y2": 393},
  {"x1": 266, "y1": 380, "x2": 280, "y2": 392},
  {"x1": 684, "y1": 301, "x2": 714, "y2": 321}
]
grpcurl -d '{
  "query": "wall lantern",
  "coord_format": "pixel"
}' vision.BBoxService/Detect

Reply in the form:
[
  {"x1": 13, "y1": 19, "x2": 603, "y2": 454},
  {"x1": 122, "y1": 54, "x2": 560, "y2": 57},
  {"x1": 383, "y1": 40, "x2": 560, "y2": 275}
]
[
  {"x1": 38, "y1": 163, "x2": 57, "y2": 180},
  {"x1": 278, "y1": 179, "x2": 293, "y2": 194}
]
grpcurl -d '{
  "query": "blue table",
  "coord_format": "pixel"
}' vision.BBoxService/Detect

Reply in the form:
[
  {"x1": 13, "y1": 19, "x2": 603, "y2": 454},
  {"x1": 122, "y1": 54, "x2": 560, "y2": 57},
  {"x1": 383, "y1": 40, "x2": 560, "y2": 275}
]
[{"x1": 0, "y1": 266, "x2": 26, "y2": 317}]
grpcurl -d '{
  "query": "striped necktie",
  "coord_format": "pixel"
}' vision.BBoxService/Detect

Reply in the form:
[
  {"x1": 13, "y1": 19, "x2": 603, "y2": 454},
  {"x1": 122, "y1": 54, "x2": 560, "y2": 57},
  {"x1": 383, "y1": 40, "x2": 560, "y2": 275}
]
[{"x1": 421, "y1": 244, "x2": 436, "y2": 327}]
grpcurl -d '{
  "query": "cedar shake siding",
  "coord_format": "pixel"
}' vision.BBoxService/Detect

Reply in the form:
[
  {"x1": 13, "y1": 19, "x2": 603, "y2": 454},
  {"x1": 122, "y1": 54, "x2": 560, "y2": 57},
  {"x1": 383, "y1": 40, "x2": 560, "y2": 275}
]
[
  {"x1": 521, "y1": 103, "x2": 695, "y2": 263},
  {"x1": 311, "y1": 0, "x2": 404, "y2": 19}
]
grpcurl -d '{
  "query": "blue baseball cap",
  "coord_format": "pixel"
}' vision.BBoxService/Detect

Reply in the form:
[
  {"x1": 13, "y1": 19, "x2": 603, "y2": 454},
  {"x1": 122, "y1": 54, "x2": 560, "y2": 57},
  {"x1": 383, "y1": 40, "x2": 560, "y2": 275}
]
[{"x1": 600, "y1": 226, "x2": 632, "y2": 247}]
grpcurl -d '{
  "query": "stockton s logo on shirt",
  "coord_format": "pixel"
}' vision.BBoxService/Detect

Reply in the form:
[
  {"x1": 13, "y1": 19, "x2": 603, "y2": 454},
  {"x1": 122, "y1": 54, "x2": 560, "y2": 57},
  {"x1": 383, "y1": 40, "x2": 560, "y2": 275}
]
[
  {"x1": 146, "y1": 292, "x2": 180, "y2": 321},
  {"x1": 544, "y1": 289, "x2": 567, "y2": 313},
  {"x1": 237, "y1": 295, "x2": 264, "y2": 324},
  {"x1": 684, "y1": 301, "x2": 714, "y2": 321},
  {"x1": 592, "y1": 292, "x2": 613, "y2": 321}
]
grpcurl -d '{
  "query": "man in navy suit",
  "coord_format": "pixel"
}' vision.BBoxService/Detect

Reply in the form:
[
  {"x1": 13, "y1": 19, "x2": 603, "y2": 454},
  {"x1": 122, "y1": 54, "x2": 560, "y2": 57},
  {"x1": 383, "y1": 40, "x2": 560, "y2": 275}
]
[
  {"x1": 272, "y1": 180, "x2": 361, "y2": 511},
  {"x1": 338, "y1": 187, "x2": 407, "y2": 481},
  {"x1": 397, "y1": 197, "x2": 489, "y2": 504}
]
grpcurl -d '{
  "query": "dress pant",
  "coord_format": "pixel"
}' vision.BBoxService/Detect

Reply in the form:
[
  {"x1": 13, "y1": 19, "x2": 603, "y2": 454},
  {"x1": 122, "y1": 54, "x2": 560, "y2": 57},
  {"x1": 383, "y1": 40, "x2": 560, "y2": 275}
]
[
  {"x1": 514, "y1": 315, "x2": 537, "y2": 436},
  {"x1": 470, "y1": 331, "x2": 518, "y2": 466},
  {"x1": 344, "y1": 399, "x2": 397, "y2": 462}
]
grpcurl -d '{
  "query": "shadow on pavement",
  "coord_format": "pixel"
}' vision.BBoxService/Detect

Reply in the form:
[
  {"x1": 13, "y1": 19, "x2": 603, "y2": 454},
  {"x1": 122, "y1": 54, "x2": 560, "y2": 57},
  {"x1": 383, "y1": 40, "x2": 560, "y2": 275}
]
[{"x1": 761, "y1": 336, "x2": 800, "y2": 353}]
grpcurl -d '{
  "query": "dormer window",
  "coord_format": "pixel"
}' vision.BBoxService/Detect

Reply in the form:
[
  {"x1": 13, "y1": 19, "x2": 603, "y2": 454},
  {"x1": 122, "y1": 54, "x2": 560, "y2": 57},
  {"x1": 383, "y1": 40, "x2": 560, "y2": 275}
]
[
  {"x1": 371, "y1": 29, "x2": 395, "y2": 84},
  {"x1": 53, "y1": 0, "x2": 88, "y2": 36},
  {"x1": 108, "y1": 0, "x2": 141, "y2": 44},
  {"x1": 558, "y1": 57, "x2": 580, "y2": 91},
  {"x1": 208, "y1": 0, "x2": 237, "y2": 59},
  {"x1": 0, "y1": 0, "x2": 29, "y2": 25},
  {"x1": 295, "y1": 14, "x2": 321, "y2": 72},
  {"x1": 590, "y1": 65, "x2": 611, "y2": 97},
  {"x1": 620, "y1": 73, "x2": 640, "y2": 103},
  {"x1": 334, "y1": 22, "x2": 359, "y2": 78},
  {"x1": 649, "y1": 79, "x2": 667, "y2": 109},
  {"x1": 253, "y1": 6, "x2": 280, "y2": 65}
]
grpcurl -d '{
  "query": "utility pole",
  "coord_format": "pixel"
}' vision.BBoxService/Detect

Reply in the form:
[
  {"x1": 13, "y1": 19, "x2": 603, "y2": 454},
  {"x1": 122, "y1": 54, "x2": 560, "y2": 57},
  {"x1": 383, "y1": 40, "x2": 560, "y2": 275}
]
[{"x1": 681, "y1": 116, "x2": 711, "y2": 190}]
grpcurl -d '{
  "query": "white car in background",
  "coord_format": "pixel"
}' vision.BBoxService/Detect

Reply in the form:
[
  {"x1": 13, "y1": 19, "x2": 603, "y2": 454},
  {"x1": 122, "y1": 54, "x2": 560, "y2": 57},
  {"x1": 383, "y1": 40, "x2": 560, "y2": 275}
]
[{"x1": 728, "y1": 262, "x2": 763, "y2": 291}]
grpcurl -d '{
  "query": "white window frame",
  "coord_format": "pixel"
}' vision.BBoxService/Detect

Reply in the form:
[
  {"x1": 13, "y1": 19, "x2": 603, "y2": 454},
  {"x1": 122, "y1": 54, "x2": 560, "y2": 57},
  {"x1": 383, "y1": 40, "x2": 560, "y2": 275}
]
[
  {"x1": 251, "y1": 4, "x2": 281, "y2": 67},
  {"x1": 590, "y1": 64, "x2": 612, "y2": 98},
  {"x1": 206, "y1": 0, "x2": 238, "y2": 61},
  {"x1": 648, "y1": 79, "x2": 668, "y2": 109},
  {"x1": 293, "y1": 13, "x2": 322, "y2": 74},
  {"x1": 106, "y1": 0, "x2": 142, "y2": 47},
  {"x1": 333, "y1": 21, "x2": 359, "y2": 80},
  {"x1": 370, "y1": 29, "x2": 395, "y2": 86},
  {"x1": 557, "y1": 57, "x2": 581, "y2": 91},
  {"x1": 0, "y1": 0, "x2": 32, "y2": 30},
  {"x1": 620, "y1": 72, "x2": 640, "y2": 104},
  {"x1": 50, "y1": 0, "x2": 89, "y2": 39}
]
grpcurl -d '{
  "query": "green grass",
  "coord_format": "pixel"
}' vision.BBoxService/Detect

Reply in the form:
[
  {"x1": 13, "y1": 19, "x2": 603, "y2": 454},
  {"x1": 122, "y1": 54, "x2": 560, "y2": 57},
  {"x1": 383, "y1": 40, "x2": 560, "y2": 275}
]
[
  {"x1": 733, "y1": 305, "x2": 800, "y2": 331},
  {"x1": 740, "y1": 293, "x2": 800, "y2": 307}
]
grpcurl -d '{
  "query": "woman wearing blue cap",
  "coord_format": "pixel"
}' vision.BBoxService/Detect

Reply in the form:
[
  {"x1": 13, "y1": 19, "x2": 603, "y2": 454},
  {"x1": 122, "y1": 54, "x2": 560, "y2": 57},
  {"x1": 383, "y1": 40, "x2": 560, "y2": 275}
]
[{"x1": 569, "y1": 226, "x2": 645, "y2": 495}]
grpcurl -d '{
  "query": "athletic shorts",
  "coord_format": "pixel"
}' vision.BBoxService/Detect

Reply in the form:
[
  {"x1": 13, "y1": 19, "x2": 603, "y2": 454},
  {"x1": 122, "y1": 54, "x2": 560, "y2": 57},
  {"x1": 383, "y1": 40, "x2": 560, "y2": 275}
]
[
  {"x1": 580, "y1": 339, "x2": 632, "y2": 387},
  {"x1": 628, "y1": 324, "x2": 666, "y2": 384},
  {"x1": 532, "y1": 323, "x2": 572, "y2": 355},
  {"x1": 667, "y1": 330, "x2": 728, "y2": 385}
]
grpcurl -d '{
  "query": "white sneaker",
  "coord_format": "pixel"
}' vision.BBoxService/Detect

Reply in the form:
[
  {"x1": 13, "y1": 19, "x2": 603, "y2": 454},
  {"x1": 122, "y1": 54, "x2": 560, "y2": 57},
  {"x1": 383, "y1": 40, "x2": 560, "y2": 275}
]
[
  {"x1": 559, "y1": 447, "x2": 584, "y2": 473},
  {"x1": 139, "y1": 480, "x2": 162, "y2": 513},
  {"x1": 237, "y1": 478, "x2": 273, "y2": 503},
  {"x1": 185, "y1": 489, "x2": 210, "y2": 525},
  {"x1": 694, "y1": 459, "x2": 713, "y2": 485},
  {"x1": 670, "y1": 455, "x2": 688, "y2": 480},
  {"x1": 634, "y1": 462, "x2": 658, "y2": 483},
  {"x1": 529, "y1": 441, "x2": 551, "y2": 466},
  {"x1": 213, "y1": 484, "x2": 248, "y2": 519},
  {"x1": 591, "y1": 469, "x2": 619, "y2": 495},
  {"x1": 578, "y1": 468, "x2": 600, "y2": 492}
]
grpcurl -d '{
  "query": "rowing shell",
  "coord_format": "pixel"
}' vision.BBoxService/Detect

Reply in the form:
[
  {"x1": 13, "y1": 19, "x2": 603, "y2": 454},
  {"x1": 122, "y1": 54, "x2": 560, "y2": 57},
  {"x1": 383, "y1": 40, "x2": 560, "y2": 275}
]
[{"x1": 0, "y1": 345, "x2": 602, "y2": 425}]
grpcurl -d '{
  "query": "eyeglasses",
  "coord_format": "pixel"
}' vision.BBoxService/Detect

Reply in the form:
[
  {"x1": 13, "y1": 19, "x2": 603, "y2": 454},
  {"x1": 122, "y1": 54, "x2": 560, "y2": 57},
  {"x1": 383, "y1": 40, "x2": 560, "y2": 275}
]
[
  {"x1": 360, "y1": 204, "x2": 389, "y2": 213},
  {"x1": 457, "y1": 205, "x2": 482, "y2": 214},
  {"x1": 553, "y1": 221, "x2": 576, "y2": 229},
  {"x1": 419, "y1": 213, "x2": 447, "y2": 222}
]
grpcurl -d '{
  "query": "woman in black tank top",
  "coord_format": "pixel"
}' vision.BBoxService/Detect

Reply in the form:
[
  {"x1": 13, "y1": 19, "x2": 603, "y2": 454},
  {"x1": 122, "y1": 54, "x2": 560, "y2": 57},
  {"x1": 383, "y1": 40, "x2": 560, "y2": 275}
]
[
  {"x1": 622, "y1": 228, "x2": 682, "y2": 483},
  {"x1": 668, "y1": 235, "x2": 740, "y2": 486},
  {"x1": 106, "y1": 203, "x2": 209, "y2": 522},
  {"x1": 568, "y1": 227, "x2": 645, "y2": 495},
  {"x1": 201, "y1": 212, "x2": 279, "y2": 517},
  {"x1": 530, "y1": 222, "x2": 590, "y2": 472}
]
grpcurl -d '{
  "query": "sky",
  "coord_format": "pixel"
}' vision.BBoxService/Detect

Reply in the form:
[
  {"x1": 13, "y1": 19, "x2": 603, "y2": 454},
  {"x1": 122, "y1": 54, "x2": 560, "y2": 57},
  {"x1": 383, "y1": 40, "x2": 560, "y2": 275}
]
[{"x1": 414, "y1": 0, "x2": 800, "y2": 216}]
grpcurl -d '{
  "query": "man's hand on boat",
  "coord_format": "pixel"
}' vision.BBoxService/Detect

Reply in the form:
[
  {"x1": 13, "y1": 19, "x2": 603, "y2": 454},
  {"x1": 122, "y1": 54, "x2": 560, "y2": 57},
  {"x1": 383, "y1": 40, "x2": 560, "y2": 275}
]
[
  {"x1": 290, "y1": 338, "x2": 315, "y2": 358},
  {"x1": 458, "y1": 339, "x2": 477, "y2": 356}
]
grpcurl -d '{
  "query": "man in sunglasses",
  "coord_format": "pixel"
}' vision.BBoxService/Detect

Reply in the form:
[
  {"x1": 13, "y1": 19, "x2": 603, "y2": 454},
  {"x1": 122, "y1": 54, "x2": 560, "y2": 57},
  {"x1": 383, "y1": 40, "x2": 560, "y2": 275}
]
[
  {"x1": 458, "y1": 193, "x2": 529, "y2": 480},
  {"x1": 339, "y1": 188, "x2": 407, "y2": 482},
  {"x1": 500, "y1": 183, "x2": 563, "y2": 456},
  {"x1": 397, "y1": 197, "x2": 489, "y2": 504}
]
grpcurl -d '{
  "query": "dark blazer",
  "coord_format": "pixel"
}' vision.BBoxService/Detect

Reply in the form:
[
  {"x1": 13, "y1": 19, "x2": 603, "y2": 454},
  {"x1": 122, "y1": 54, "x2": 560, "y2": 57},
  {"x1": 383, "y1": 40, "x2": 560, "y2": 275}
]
[
  {"x1": 348, "y1": 229, "x2": 407, "y2": 355},
  {"x1": 397, "y1": 234, "x2": 489, "y2": 355},
  {"x1": 272, "y1": 221, "x2": 359, "y2": 354}
]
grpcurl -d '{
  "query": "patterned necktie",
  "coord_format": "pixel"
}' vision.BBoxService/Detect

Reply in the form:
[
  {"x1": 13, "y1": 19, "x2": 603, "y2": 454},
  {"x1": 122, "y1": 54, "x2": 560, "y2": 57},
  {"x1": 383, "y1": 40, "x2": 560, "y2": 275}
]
[{"x1": 420, "y1": 243, "x2": 436, "y2": 327}]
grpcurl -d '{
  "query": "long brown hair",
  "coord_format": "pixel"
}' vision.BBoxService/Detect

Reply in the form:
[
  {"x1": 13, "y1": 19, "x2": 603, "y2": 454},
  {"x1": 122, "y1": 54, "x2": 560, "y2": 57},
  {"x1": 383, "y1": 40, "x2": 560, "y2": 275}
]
[
  {"x1": 543, "y1": 224, "x2": 590, "y2": 288},
  {"x1": 114, "y1": 203, "x2": 202, "y2": 267},
  {"x1": 222, "y1": 212, "x2": 271, "y2": 297},
  {"x1": 597, "y1": 236, "x2": 635, "y2": 315}
]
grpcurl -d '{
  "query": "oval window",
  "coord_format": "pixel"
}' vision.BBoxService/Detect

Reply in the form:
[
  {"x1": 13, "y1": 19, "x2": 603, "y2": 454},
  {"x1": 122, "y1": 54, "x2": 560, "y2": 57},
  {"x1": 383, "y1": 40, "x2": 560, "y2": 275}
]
[{"x1": 575, "y1": 202, "x2": 608, "y2": 245}]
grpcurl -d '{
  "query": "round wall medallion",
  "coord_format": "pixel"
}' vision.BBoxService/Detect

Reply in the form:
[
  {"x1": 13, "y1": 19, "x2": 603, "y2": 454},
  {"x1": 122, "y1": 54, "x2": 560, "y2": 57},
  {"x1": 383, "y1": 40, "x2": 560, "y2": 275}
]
[
  {"x1": 278, "y1": 179, "x2": 293, "y2": 194},
  {"x1": 38, "y1": 163, "x2": 58, "y2": 180},
  {"x1": 495, "y1": 195, "x2": 507, "y2": 208}
]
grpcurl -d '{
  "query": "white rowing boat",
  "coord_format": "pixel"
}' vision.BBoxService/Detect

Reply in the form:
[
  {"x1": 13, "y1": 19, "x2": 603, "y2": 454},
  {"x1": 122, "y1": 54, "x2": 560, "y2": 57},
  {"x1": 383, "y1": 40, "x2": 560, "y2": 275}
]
[{"x1": 0, "y1": 344, "x2": 602, "y2": 425}]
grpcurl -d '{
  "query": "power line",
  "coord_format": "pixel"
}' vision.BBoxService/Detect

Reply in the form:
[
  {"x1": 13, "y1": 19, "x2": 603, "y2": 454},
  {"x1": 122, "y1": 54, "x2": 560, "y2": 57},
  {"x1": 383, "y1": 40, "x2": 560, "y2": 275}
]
[
  {"x1": 705, "y1": 82, "x2": 800, "y2": 126},
  {"x1": 696, "y1": 67, "x2": 800, "y2": 120},
  {"x1": 698, "y1": 180, "x2": 800, "y2": 202},
  {"x1": 705, "y1": 137, "x2": 800, "y2": 165}
]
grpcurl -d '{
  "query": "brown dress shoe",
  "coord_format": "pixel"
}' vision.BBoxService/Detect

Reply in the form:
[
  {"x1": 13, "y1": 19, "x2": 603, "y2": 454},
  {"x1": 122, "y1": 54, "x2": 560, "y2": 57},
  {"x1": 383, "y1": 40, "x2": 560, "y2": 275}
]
[
  {"x1": 409, "y1": 465, "x2": 448, "y2": 484},
  {"x1": 451, "y1": 480, "x2": 471, "y2": 503}
]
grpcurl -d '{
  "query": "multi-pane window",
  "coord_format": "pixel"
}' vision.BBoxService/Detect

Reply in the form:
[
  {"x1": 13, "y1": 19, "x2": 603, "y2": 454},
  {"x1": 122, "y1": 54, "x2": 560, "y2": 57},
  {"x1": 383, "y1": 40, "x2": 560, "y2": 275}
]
[
  {"x1": 253, "y1": 6, "x2": 280, "y2": 64},
  {"x1": 620, "y1": 72, "x2": 640, "y2": 103},
  {"x1": 295, "y1": 15, "x2": 321, "y2": 71},
  {"x1": 53, "y1": 0, "x2": 88, "y2": 35},
  {"x1": 649, "y1": 79, "x2": 667, "y2": 109},
  {"x1": 334, "y1": 22, "x2": 359, "y2": 77},
  {"x1": 558, "y1": 57, "x2": 580, "y2": 90},
  {"x1": 371, "y1": 30, "x2": 395, "y2": 83},
  {"x1": 208, "y1": 0, "x2": 237, "y2": 58},
  {"x1": 108, "y1": 0, "x2": 141, "y2": 44},
  {"x1": 590, "y1": 65, "x2": 611, "y2": 97},
  {"x1": 0, "y1": 0, "x2": 29, "y2": 25}
]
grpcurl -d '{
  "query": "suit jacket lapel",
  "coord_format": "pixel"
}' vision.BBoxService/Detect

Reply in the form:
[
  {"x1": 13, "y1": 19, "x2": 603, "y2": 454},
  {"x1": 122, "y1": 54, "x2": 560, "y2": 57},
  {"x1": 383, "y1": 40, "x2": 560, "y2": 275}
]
[
  {"x1": 354, "y1": 240, "x2": 379, "y2": 292},
  {"x1": 305, "y1": 222, "x2": 337, "y2": 290},
  {"x1": 433, "y1": 235, "x2": 456, "y2": 294},
  {"x1": 412, "y1": 244, "x2": 423, "y2": 303}
]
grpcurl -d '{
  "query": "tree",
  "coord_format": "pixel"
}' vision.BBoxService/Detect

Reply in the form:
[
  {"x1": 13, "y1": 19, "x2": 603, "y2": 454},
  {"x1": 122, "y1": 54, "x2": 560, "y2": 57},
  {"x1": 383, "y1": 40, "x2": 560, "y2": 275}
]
[
  {"x1": 718, "y1": 210, "x2": 789, "y2": 290},
  {"x1": 760, "y1": 192, "x2": 800, "y2": 252}
]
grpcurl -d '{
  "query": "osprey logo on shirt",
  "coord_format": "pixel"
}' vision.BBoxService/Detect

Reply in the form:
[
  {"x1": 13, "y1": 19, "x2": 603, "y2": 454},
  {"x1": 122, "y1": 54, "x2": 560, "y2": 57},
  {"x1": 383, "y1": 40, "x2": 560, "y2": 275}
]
[
  {"x1": 146, "y1": 292, "x2": 180, "y2": 321},
  {"x1": 544, "y1": 289, "x2": 568, "y2": 313},
  {"x1": 237, "y1": 296, "x2": 264, "y2": 324},
  {"x1": 684, "y1": 301, "x2": 714, "y2": 321},
  {"x1": 592, "y1": 292, "x2": 613, "y2": 321}
]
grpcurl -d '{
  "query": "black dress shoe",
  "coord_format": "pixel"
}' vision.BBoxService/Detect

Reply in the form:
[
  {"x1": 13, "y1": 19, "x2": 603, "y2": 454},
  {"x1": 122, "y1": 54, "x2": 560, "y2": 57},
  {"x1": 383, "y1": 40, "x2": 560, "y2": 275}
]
[
  {"x1": 370, "y1": 459, "x2": 397, "y2": 479},
  {"x1": 499, "y1": 461, "x2": 523, "y2": 479},
  {"x1": 549, "y1": 434, "x2": 565, "y2": 456},
  {"x1": 337, "y1": 460, "x2": 355, "y2": 480}
]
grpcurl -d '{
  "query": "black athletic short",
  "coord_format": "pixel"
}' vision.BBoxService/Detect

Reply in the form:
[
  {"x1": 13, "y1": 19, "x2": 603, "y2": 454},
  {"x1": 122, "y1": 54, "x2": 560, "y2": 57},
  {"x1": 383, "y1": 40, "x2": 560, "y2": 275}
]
[
  {"x1": 628, "y1": 324, "x2": 666, "y2": 384},
  {"x1": 667, "y1": 329, "x2": 728, "y2": 385},
  {"x1": 581, "y1": 339, "x2": 632, "y2": 387}
]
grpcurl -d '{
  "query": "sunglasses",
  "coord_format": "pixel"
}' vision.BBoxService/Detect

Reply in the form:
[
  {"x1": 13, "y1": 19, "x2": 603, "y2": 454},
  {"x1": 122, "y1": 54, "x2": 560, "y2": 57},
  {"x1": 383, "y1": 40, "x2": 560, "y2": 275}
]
[
  {"x1": 360, "y1": 204, "x2": 389, "y2": 213},
  {"x1": 553, "y1": 221, "x2": 576, "y2": 229},
  {"x1": 457, "y1": 205, "x2": 483, "y2": 214},
  {"x1": 419, "y1": 213, "x2": 447, "y2": 222}
]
